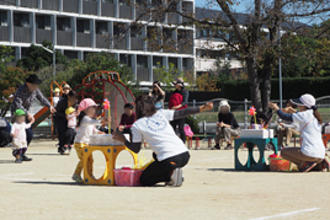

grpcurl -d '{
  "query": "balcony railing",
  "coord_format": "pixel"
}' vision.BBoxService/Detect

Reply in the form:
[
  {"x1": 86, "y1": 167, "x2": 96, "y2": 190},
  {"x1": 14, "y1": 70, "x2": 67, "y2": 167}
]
[
  {"x1": 96, "y1": 33, "x2": 110, "y2": 48},
  {"x1": 77, "y1": 32, "x2": 91, "y2": 47},
  {"x1": 101, "y1": 2, "x2": 115, "y2": 17},
  {"x1": 36, "y1": 28, "x2": 52, "y2": 44},
  {"x1": 43, "y1": 0, "x2": 59, "y2": 10},
  {"x1": 21, "y1": 0, "x2": 38, "y2": 8},
  {"x1": 147, "y1": 39, "x2": 161, "y2": 52},
  {"x1": 119, "y1": 5, "x2": 132, "y2": 19},
  {"x1": 131, "y1": 37, "x2": 144, "y2": 50},
  {"x1": 137, "y1": 66, "x2": 149, "y2": 81},
  {"x1": 163, "y1": 39, "x2": 177, "y2": 53},
  {"x1": 0, "y1": 26, "x2": 9, "y2": 41},
  {"x1": 113, "y1": 37, "x2": 126, "y2": 49},
  {"x1": 1, "y1": 0, "x2": 15, "y2": 5},
  {"x1": 57, "y1": 30, "x2": 73, "y2": 45},
  {"x1": 14, "y1": 26, "x2": 31, "y2": 43},
  {"x1": 83, "y1": 1, "x2": 98, "y2": 15},
  {"x1": 63, "y1": 0, "x2": 79, "y2": 13},
  {"x1": 178, "y1": 40, "x2": 193, "y2": 54}
]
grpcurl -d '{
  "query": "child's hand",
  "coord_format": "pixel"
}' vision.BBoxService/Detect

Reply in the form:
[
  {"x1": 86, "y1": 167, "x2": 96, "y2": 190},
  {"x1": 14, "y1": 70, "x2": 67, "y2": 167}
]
[
  {"x1": 118, "y1": 125, "x2": 125, "y2": 132},
  {"x1": 200, "y1": 102, "x2": 213, "y2": 112}
]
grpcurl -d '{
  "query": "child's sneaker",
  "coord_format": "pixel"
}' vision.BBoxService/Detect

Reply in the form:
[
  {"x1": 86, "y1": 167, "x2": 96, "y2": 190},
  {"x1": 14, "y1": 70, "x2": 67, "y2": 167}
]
[
  {"x1": 72, "y1": 174, "x2": 83, "y2": 183},
  {"x1": 166, "y1": 168, "x2": 183, "y2": 187},
  {"x1": 15, "y1": 155, "x2": 22, "y2": 163}
]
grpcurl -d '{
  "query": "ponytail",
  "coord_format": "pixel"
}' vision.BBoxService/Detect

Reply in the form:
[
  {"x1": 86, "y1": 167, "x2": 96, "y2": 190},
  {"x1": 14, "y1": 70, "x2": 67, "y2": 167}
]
[
  {"x1": 312, "y1": 106, "x2": 322, "y2": 124},
  {"x1": 77, "y1": 111, "x2": 86, "y2": 127}
]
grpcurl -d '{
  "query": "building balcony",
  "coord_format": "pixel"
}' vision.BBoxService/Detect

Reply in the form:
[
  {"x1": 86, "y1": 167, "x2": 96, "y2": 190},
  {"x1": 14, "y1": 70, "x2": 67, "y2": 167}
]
[
  {"x1": 120, "y1": 5, "x2": 132, "y2": 19},
  {"x1": 36, "y1": 28, "x2": 52, "y2": 44},
  {"x1": 147, "y1": 39, "x2": 161, "y2": 52},
  {"x1": 77, "y1": 32, "x2": 91, "y2": 47},
  {"x1": 101, "y1": 2, "x2": 115, "y2": 17},
  {"x1": 63, "y1": 0, "x2": 79, "y2": 13},
  {"x1": 167, "y1": 13, "x2": 179, "y2": 24},
  {"x1": 57, "y1": 30, "x2": 73, "y2": 46},
  {"x1": 1, "y1": 0, "x2": 15, "y2": 5},
  {"x1": 136, "y1": 6, "x2": 149, "y2": 21},
  {"x1": 21, "y1": 0, "x2": 38, "y2": 8},
  {"x1": 131, "y1": 37, "x2": 144, "y2": 50},
  {"x1": 178, "y1": 40, "x2": 193, "y2": 54},
  {"x1": 163, "y1": 40, "x2": 177, "y2": 53},
  {"x1": 137, "y1": 66, "x2": 149, "y2": 81},
  {"x1": 0, "y1": 26, "x2": 9, "y2": 41},
  {"x1": 83, "y1": 1, "x2": 98, "y2": 15},
  {"x1": 14, "y1": 26, "x2": 31, "y2": 43},
  {"x1": 43, "y1": 0, "x2": 59, "y2": 10},
  {"x1": 96, "y1": 33, "x2": 110, "y2": 48},
  {"x1": 113, "y1": 37, "x2": 126, "y2": 50}
]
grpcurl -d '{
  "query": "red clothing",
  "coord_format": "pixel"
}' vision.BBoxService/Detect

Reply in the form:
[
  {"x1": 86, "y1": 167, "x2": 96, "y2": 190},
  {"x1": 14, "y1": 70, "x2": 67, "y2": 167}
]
[
  {"x1": 119, "y1": 112, "x2": 136, "y2": 128},
  {"x1": 169, "y1": 92, "x2": 187, "y2": 110}
]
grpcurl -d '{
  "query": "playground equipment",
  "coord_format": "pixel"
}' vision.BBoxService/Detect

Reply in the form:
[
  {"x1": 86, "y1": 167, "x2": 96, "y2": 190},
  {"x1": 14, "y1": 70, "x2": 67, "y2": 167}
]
[
  {"x1": 82, "y1": 145, "x2": 138, "y2": 185},
  {"x1": 32, "y1": 80, "x2": 68, "y2": 131},
  {"x1": 75, "y1": 71, "x2": 135, "y2": 130},
  {"x1": 234, "y1": 137, "x2": 278, "y2": 171}
]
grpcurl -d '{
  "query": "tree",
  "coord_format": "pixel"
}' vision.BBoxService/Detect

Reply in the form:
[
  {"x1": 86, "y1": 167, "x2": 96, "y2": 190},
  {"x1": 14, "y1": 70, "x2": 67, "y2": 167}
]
[
  {"x1": 281, "y1": 19, "x2": 330, "y2": 77},
  {"x1": 145, "y1": 0, "x2": 330, "y2": 113},
  {"x1": 0, "y1": 46, "x2": 27, "y2": 116},
  {"x1": 17, "y1": 41, "x2": 67, "y2": 72}
]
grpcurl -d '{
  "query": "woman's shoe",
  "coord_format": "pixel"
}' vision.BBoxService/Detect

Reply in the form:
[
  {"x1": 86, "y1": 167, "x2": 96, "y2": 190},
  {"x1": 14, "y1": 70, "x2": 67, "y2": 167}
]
[{"x1": 299, "y1": 162, "x2": 318, "y2": 172}]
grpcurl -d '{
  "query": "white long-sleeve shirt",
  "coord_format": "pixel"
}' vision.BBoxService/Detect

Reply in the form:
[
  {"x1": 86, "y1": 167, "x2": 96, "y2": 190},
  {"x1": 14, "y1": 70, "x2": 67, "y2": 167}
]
[{"x1": 74, "y1": 116, "x2": 100, "y2": 144}]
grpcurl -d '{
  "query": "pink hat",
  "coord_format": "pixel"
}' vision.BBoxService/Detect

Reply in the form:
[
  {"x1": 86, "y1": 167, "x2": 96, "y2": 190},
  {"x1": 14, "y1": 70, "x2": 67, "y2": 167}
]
[{"x1": 78, "y1": 98, "x2": 98, "y2": 112}]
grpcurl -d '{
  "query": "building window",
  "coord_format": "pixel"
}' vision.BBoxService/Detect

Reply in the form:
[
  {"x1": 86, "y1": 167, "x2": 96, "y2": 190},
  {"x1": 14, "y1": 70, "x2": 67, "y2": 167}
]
[
  {"x1": 0, "y1": 10, "x2": 8, "y2": 27},
  {"x1": 77, "y1": 19, "x2": 90, "y2": 34},
  {"x1": 14, "y1": 13, "x2": 30, "y2": 27},
  {"x1": 36, "y1": 15, "x2": 51, "y2": 30},
  {"x1": 57, "y1": 17, "x2": 71, "y2": 31}
]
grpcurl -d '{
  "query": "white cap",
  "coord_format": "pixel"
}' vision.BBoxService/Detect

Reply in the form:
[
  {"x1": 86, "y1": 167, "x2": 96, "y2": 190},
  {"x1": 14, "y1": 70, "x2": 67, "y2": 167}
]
[
  {"x1": 219, "y1": 100, "x2": 230, "y2": 111},
  {"x1": 291, "y1": 94, "x2": 316, "y2": 109}
]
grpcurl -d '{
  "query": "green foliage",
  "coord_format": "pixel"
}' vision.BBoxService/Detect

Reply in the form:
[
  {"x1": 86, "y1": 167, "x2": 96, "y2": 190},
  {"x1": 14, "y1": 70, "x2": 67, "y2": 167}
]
[
  {"x1": 17, "y1": 41, "x2": 67, "y2": 71},
  {"x1": 153, "y1": 63, "x2": 183, "y2": 85},
  {"x1": 218, "y1": 77, "x2": 330, "y2": 100}
]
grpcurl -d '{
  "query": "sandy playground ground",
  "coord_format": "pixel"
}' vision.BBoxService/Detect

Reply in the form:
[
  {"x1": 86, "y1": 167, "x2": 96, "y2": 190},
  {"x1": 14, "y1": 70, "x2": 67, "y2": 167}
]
[{"x1": 0, "y1": 139, "x2": 330, "y2": 220}]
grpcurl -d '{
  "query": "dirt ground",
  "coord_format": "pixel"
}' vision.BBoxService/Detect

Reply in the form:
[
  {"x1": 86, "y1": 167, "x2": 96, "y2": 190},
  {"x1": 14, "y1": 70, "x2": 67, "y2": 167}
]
[{"x1": 0, "y1": 139, "x2": 329, "y2": 220}]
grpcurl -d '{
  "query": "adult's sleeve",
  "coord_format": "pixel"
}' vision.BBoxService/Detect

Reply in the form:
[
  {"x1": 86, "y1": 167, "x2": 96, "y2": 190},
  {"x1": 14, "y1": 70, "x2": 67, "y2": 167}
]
[
  {"x1": 276, "y1": 110, "x2": 293, "y2": 122},
  {"x1": 36, "y1": 89, "x2": 51, "y2": 107},
  {"x1": 161, "y1": 109, "x2": 175, "y2": 121},
  {"x1": 231, "y1": 114, "x2": 239, "y2": 128},
  {"x1": 173, "y1": 107, "x2": 200, "y2": 120},
  {"x1": 125, "y1": 124, "x2": 143, "y2": 153},
  {"x1": 11, "y1": 96, "x2": 27, "y2": 113}
]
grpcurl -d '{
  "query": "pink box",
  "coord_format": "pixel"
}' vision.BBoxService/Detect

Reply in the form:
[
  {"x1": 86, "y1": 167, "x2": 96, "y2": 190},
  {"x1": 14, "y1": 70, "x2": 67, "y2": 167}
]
[{"x1": 114, "y1": 168, "x2": 143, "y2": 186}]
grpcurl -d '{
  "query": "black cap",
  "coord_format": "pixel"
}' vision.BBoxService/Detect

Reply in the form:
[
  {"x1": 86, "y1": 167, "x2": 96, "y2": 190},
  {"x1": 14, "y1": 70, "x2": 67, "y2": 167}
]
[
  {"x1": 26, "y1": 74, "x2": 42, "y2": 85},
  {"x1": 172, "y1": 79, "x2": 184, "y2": 87}
]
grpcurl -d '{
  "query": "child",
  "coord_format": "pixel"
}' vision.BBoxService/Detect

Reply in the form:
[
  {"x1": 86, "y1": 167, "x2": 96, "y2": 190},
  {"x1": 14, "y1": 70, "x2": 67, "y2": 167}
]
[
  {"x1": 269, "y1": 94, "x2": 328, "y2": 172},
  {"x1": 63, "y1": 106, "x2": 77, "y2": 154},
  {"x1": 11, "y1": 109, "x2": 35, "y2": 163},
  {"x1": 118, "y1": 103, "x2": 136, "y2": 135},
  {"x1": 53, "y1": 88, "x2": 60, "y2": 107},
  {"x1": 113, "y1": 95, "x2": 213, "y2": 187},
  {"x1": 72, "y1": 98, "x2": 109, "y2": 183}
]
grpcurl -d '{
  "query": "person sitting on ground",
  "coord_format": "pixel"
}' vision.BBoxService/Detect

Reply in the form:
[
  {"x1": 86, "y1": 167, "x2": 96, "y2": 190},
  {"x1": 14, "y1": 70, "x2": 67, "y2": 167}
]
[
  {"x1": 10, "y1": 74, "x2": 56, "y2": 161},
  {"x1": 277, "y1": 100, "x2": 300, "y2": 149},
  {"x1": 269, "y1": 94, "x2": 328, "y2": 172},
  {"x1": 113, "y1": 95, "x2": 213, "y2": 187},
  {"x1": 11, "y1": 109, "x2": 35, "y2": 163},
  {"x1": 149, "y1": 81, "x2": 165, "y2": 110},
  {"x1": 214, "y1": 100, "x2": 240, "y2": 150},
  {"x1": 118, "y1": 103, "x2": 136, "y2": 135}
]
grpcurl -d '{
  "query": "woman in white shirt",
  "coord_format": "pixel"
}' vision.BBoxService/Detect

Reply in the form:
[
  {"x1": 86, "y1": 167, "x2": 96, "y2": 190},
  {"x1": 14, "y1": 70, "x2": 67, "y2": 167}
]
[
  {"x1": 269, "y1": 94, "x2": 328, "y2": 172},
  {"x1": 113, "y1": 95, "x2": 213, "y2": 186}
]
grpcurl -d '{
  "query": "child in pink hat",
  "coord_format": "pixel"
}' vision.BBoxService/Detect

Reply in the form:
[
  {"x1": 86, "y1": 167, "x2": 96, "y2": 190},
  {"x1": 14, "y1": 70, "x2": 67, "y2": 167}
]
[{"x1": 72, "y1": 98, "x2": 110, "y2": 183}]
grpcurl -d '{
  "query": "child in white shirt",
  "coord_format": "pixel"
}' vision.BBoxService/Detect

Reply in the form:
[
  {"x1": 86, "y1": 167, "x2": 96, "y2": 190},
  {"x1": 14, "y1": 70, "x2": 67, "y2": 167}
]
[
  {"x1": 72, "y1": 98, "x2": 109, "y2": 183},
  {"x1": 11, "y1": 109, "x2": 35, "y2": 163}
]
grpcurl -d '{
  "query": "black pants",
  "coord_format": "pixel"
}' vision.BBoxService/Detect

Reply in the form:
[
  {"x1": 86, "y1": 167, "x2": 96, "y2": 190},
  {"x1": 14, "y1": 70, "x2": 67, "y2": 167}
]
[
  {"x1": 63, "y1": 128, "x2": 76, "y2": 146},
  {"x1": 26, "y1": 128, "x2": 33, "y2": 146},
  {"x1": 170, "y1": 118, "x2": 186, "y2": 143},
  {"x1": 140, "y1": 151, "x2": 190, "y2": 186}
]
